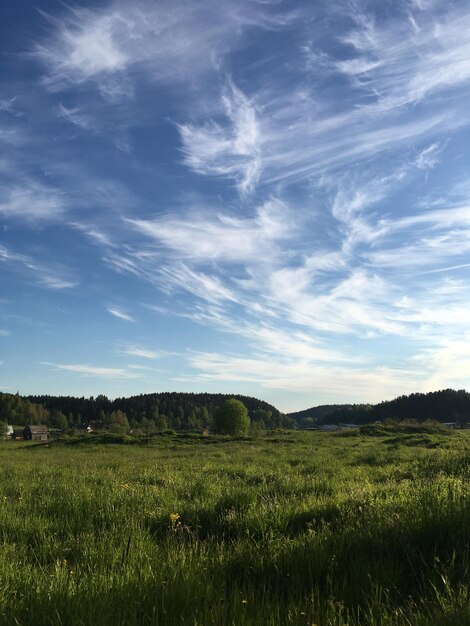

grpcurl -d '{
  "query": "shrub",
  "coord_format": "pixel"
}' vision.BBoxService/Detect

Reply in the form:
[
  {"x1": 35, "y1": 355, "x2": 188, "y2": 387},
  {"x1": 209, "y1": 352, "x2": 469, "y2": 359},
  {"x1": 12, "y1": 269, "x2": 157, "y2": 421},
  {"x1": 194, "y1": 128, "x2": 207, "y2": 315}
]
[{"x1": 214, "y1": 399, "x2": 250, "y2": 436}]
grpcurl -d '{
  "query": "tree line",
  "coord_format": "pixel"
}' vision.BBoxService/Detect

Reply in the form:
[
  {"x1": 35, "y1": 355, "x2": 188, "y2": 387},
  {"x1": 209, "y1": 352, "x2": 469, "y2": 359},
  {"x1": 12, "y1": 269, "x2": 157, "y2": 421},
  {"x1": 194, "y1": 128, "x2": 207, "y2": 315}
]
[
  {"x1": 291, "y1": 389, "x2": 470, "y2": 427},
  {"x1": 0, "y1": 391, "x2": 294, "y2": 432}
]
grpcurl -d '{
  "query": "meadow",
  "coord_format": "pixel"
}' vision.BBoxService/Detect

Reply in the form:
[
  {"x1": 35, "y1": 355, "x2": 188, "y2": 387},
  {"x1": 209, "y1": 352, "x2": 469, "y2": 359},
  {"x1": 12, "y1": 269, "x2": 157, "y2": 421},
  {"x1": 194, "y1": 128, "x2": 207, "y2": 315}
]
[{"x1": 0, "y1": 426, "x2": 469, "y2": 625}]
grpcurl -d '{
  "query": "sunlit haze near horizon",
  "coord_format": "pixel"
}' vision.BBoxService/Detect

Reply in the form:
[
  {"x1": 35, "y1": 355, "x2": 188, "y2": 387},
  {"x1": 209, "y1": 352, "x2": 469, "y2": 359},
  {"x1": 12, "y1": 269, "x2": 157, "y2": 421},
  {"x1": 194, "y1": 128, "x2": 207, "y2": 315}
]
[{"x1": 1, "y1": 0, "x2": 470, "y2": 411}]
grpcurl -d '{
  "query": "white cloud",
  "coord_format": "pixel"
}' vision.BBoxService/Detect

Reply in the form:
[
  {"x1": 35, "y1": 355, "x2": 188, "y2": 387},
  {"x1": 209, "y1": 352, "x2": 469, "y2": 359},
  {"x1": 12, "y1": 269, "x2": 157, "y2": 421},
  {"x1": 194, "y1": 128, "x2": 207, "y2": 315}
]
[
  {"x1": 158, "y1": 265, "x2": 240, "y2": 304},
  {"x1": 0, "y1": 96, "x2": 19, "y2": 115},
  {"x1": 412, "y1": 336, "x2": 470, "y2": 391},
  {"x1": 0, "y1": 124, "x2": 25, "y2": 147},
  {"x1": 39, "y1": 275, "x2": 78, "y2": 290},
  {"x1": 365, "y1": 209, "x2": 470, "y2": 270},
  {"x1": 128, "y1": 198, "x2": 291, "y2": 263},
  {"x1": 35, "y1": 8, "x2": 127, "y2": 90},
  {"x1": 262, "y1": 109, "x2": 450, "y2": 186},
  {"x1": 0, "y1": 329, "x2": 11, "y2": 337},
  {"x1": 118, "y1": 345, "x2": 159, "y2": 359},
  {"x1": 42, "y1": 361, "x2": 141, "y2": 379},
  {"x1": 335, "y1": 7, "x2": 470, "y2": 113},
  {"x1": 415, "y1": 142, "x2": 441, "y2": 170},
  {"x1": 178, "y1": 81, "x2": 261, "y2": 193},
  {"x1": 0, "y1": 245, "x2": 78, "y2": 290},
  {"x1": 72, "y1": 223, "x2": 115, "y2": 247},
  {"x1": 183, "y1": 350, "x2": 424, "y2": 402},
  {"x1": 34, "y1": 1, "x2": 294, "y2": 97},
  {"x1": 0, "y1": 182, "x2": 65, "y2": 221},
  {"x1": 56, "y1": 103, "x2": 92, "y2": 130},
  {"x1": 107, "y1": 306, "x2": 136, "y2": 322}
]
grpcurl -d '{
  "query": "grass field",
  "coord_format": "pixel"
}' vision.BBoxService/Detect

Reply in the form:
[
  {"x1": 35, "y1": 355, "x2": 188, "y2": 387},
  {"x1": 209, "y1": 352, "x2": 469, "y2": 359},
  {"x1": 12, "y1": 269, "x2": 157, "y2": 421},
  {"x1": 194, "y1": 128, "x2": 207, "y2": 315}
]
[{"x1": 0, "y1": 427, "x2": 469, "y2": 625}]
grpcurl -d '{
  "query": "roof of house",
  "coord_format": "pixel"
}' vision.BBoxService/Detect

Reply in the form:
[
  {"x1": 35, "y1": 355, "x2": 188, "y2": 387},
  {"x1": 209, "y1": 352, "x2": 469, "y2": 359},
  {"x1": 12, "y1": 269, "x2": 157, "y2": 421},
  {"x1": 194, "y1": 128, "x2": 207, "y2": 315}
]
[{"x1": 24, "y1": 425, "x2": 49, "y2": 433}]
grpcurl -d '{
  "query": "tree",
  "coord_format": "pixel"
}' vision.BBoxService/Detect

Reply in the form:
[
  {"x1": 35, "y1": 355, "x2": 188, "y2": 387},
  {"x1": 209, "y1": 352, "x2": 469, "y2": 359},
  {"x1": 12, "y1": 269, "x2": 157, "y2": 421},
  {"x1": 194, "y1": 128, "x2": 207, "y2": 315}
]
[
  {"x1": 155, "y1": 414, "x2": 168, "y2": 431},
  {"x1": 109, "y1": 410, "x2": 129, "y2": 431},
  {"x1": 214, "y1": 399, "x2": 250, "y2": 436},
  {"x1": 53, "y1": 411, "x2": 68, "y2": 430}
]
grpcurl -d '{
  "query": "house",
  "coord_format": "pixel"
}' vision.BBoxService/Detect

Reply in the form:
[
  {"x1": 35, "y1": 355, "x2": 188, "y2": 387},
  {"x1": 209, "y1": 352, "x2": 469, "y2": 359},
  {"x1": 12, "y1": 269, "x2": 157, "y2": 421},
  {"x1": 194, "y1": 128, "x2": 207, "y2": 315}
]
[
  {"x1": 22, "y1": 425, "x2": 49, "y2": 441},
  {"x1": 318, "y1": 424, "x2": 339, "y2": 432},
  {"x1": 77, "y1": 423, "x2": 93, "y2": 433}
]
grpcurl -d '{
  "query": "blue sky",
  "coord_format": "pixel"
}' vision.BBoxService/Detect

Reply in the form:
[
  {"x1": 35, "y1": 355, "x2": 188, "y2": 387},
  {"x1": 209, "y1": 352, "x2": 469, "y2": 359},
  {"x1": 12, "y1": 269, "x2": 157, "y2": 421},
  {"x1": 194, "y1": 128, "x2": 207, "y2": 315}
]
[{"x1": 1, "y1": 0, "x2": 470, "y2": 411}]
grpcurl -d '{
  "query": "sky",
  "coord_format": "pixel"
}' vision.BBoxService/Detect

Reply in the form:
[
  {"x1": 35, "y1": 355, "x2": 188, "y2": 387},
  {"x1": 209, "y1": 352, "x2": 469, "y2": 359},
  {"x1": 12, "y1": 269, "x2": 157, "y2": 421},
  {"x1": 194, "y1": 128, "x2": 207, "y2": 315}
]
[{"x1": 1, "y1": 0, "x2": 470, "y2": 412}]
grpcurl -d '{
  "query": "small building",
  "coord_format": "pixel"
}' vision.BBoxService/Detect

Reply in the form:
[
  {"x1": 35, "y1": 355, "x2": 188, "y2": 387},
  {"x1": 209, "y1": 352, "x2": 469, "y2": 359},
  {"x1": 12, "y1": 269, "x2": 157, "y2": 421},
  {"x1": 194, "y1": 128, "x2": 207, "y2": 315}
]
[
  {"x1": 318, "y1": 424, "x2": 339, "y2": 432},
  {"x1": 11, "y1": 430, "x2": 23, "y2": 441},
  {"x1": 22, "y1": 425, "x2": 49, "y2": 441},
  {"x1": 77, "y1": 423, "x2": 93, "y2": 433}
]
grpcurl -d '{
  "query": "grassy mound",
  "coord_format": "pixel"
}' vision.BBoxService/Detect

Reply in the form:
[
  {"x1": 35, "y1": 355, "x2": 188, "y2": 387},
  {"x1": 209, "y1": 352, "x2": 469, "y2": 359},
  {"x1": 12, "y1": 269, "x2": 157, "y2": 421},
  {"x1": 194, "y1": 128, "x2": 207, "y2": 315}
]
[{"x1": 359, "y1": 420, "x2": 456, "y2": 437}]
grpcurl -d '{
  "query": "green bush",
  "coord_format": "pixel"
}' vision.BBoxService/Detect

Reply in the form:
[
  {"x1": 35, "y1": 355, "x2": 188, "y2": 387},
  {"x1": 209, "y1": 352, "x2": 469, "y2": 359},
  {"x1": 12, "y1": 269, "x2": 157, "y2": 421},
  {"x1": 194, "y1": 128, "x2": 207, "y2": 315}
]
[{"x1": 214, "y1": 399, "x2": 250, "y2": 436}]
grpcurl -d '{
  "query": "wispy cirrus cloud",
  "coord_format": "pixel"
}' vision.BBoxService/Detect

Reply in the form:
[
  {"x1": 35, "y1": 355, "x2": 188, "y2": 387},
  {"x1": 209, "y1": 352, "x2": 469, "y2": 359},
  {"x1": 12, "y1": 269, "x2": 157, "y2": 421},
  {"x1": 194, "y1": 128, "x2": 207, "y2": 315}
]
[
  {"x1": 34, "y1": 7, "x2": 128, "y2": 96},
  {"x1": 107, "y1": 306, "x2": 136, "y2": 323},
  {"x1": 415, "y1": 142, "x2": 442, "y2": 170},
  {"x1": 0, "y1": 245, "x2": 78, "y2": 290},
  {"x1": 127, "y1": 198, "x2": 292, "y2": 263},
  {"x1": 33, "y1": 1, "x2": 295, "y2": 98},
  {"x1": 0, "y1": 181, "x2": 65, "y2": 222},
  {"x1": 42, "y1": 361, "x2": 141, "y2": 380},
  {"x1": 157, "y1": 265, "x2": 240, "y2": 304},
  {"x1": 55, "y1": 103, "x2": 93, "y2": 130},
  {"x1": 118, "y1": 344, "x2": 159, "y2": 359},
  {"x1": 178, "y1": 81, "x2": 261, "y2": 194},
  {"x1": 335, "y1": 6, "x2": 470, "y2": 114},
  {"x1": 181, "y1": 351, "x2": 425, "y2": 402},
  {"x1": 0, "y1": 97, "x2": 21, "y2": 115},
  {"x1": 0, "y1": 124, "x2": 25, "y2": 147}
]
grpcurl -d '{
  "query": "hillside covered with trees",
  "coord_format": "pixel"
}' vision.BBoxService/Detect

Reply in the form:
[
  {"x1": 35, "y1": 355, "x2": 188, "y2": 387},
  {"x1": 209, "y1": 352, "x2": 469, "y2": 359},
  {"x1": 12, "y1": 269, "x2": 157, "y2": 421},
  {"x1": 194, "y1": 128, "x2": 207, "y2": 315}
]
[
  {"x1": 289, "y1": 389, "x2": 470, "y2": 427},
  {"x1": 0, "y1": 391, "x2": 292, "y2": 432},
  {"x1": 3, "y1": 388, "x2": 470, "y2": 433}
]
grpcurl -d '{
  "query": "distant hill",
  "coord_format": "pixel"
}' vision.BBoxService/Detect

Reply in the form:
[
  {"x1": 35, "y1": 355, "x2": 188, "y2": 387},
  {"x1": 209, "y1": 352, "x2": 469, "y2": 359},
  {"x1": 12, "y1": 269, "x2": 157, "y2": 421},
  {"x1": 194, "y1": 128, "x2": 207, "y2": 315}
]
[
  {"x1": 20, "y1": 391, "x2": 292, "y2": 431},
  {"x1": 287, "y1": 405, "x2": 350, "y2": 421},
  {"x1": 4, "y1": 388, "x2": 470, "y2": 431},
  {"x1": 289, "y1": 389, "x2": 470, "y2": 427}
]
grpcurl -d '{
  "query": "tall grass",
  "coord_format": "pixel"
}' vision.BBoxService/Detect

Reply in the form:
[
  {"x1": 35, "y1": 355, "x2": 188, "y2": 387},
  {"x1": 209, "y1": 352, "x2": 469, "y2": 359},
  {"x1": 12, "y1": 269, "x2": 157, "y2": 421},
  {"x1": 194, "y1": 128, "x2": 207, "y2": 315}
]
[{"x1": 0, "y1": 430, "x2": 469, "y2": 625}]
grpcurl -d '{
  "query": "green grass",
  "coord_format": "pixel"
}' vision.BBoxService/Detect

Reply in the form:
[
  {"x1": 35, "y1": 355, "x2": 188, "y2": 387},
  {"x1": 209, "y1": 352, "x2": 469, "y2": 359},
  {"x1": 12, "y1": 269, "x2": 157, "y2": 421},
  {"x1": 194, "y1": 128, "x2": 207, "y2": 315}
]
[{"x1": 0, "y1": 429, "x2": 469, "y2": 625}]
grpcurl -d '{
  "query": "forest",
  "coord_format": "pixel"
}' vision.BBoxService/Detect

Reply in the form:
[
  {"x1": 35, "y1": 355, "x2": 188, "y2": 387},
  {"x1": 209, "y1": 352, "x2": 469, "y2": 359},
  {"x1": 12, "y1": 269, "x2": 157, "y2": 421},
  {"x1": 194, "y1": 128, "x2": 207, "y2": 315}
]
[
  {"x1": 0, "y1": 391, "x2": 292, "y2": 432},
  {"x1": 289, "y1": 388, "x2": 470, "y2": 427},
  {"x1": 1, "y1": 388, "x2": 470, "y2": 433}
]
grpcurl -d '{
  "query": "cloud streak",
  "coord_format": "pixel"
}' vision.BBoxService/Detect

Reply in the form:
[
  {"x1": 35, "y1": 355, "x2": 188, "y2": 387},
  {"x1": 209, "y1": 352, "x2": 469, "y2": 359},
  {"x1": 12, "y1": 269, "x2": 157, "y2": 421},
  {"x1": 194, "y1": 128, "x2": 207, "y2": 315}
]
[
  {"x1": 179, "y1": 81, "x2": 261, "y2": 193},
  {"x1": 128, "y1": 198, "x2": 292, "y2": 263},
  {"x1": 0, "y1": 181, "x2": 66, "y2": 222},
  {"x1": 0, "y1": 245, "x2": 78, "y2": 290},
  {"x1": 33, "y1": 1, "x2": 295, "y2": 98},
  {"x1": 42, "y1": 362, "x2": 141, "y2": 380},
  {"x1": 107, "y1": 306, "x2": 136, "y2": 323},
  {"x1": 118, "y1": 345, "x2": 159, "y2": 359}
]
